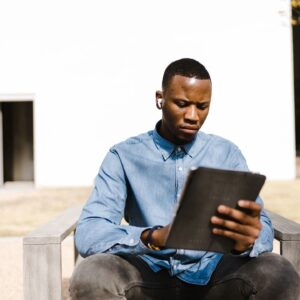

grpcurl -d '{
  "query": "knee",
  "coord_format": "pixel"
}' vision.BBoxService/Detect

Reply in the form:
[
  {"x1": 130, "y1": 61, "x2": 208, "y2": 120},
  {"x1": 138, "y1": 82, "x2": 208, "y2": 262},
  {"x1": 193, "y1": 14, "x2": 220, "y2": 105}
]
[
  {"x1": 246, "y1": 253, "x2": 300, "y2": 299},
  {"x1": 69, "y1": 253, "x2": 131, "y2": 299},
  {"x1": 255, "y1": 253, "x2": 299, "y2": 280}
]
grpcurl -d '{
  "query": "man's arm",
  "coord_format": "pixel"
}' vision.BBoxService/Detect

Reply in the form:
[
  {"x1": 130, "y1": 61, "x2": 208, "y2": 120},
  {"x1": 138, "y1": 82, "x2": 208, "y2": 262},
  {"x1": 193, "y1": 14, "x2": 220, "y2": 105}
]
[{"x1": 75, "y1": 149, "x2": 153, "y2": 257}]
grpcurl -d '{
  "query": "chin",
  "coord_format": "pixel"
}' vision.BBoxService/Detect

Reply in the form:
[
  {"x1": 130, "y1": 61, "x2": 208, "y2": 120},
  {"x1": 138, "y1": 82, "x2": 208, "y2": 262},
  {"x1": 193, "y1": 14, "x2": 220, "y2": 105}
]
[{"x1": 175, "y1": 134, "x2": 195, "y2": 145}]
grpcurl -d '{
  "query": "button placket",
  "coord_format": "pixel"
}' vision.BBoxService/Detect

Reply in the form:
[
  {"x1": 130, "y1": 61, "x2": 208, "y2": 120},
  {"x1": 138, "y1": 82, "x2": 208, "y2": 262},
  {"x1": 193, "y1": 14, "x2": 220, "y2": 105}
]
[
  {"x1": 177, "y1": 151, "x2": 185, "y2": 199},
  {"x1": 175, "y1": 147, "x2": 185, "y2": 202}
]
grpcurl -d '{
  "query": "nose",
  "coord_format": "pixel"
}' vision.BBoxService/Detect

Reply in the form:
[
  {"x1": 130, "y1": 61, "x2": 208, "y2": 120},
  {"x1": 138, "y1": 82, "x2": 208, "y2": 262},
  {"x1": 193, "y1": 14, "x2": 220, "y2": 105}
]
[{"x1": 184, "y1": 105, "x2": 199, "y2": 123}]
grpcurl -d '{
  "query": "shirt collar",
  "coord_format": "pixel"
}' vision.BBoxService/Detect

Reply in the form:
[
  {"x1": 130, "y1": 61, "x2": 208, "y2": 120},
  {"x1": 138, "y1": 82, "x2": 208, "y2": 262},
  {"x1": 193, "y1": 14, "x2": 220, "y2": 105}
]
[{"x1": 152, "y1": 121, "x2": 201, "y2": 160}]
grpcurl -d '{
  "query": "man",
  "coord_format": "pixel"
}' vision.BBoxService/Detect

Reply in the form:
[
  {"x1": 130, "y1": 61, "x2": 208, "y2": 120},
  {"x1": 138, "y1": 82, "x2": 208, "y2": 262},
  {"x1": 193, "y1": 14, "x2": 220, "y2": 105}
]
[{"x1": 70, "y1": 58, "x2": 300, "y2": 299}]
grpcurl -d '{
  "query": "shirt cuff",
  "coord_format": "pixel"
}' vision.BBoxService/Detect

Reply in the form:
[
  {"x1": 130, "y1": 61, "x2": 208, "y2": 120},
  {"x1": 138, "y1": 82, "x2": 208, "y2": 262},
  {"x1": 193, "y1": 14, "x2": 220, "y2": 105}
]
[
  {"x1": 249, "y1": 229, "x2": 274, "y2": 257},
  {"x1": 122, "y1": 225, "x2": 167, "y2": 254},
  {"x1": 105, "y1": 225, "x2": 155, "y2": 255}
]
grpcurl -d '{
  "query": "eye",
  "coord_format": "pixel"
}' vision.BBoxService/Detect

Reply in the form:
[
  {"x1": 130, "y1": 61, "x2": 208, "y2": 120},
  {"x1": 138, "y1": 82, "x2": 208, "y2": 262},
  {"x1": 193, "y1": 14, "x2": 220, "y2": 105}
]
[
  {"x1": 196, "y1": 103, "x2": 209, "y2": 110},
  {"x1": 175, "y1": 100, "x2": 188, "y2": 108}
]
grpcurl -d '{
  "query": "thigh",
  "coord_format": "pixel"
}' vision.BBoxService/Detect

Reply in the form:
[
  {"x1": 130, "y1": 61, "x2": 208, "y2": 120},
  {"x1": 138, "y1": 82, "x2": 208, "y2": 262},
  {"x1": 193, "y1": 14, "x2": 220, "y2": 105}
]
[
  {"x1": 202, "y1": 252, "x2": 300, "y2": 300},
  {"x1": 175, "y1": 255, "x2": 253, "y2": 300},
  {"x1": 70, "y1": 253, "x2": 179, "y2": 300}
]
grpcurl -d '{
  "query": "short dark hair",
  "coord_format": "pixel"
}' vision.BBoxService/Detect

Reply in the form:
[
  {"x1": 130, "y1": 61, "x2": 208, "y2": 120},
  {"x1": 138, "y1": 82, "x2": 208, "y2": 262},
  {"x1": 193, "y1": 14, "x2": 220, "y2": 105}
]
[{"x1": 162, "y1": 58, "x2": 211, "y2": 90}]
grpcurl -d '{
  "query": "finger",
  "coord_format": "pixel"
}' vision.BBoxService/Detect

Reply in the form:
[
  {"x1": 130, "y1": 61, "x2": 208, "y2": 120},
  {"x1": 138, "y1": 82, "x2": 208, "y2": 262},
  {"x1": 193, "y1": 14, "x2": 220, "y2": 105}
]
[
  {"x1": 217, "y1": 205, "x2": 260, "y2": 225},
  {"x1": 237, "y1": 200, "x2": 262, "y2": 216},
  {"x1": 211, "y1": 216, "x2": 261, "y2": 237},
  {"x1": 212, "y1": 227, "x2": 257, "y2": 247}
]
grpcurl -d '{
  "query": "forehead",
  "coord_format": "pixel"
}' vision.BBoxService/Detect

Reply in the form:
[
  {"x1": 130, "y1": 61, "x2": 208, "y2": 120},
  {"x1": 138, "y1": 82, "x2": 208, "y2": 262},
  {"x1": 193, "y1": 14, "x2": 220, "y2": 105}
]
[{"x1": 165, "y1": 75, "x2": 212, "y2": 98}]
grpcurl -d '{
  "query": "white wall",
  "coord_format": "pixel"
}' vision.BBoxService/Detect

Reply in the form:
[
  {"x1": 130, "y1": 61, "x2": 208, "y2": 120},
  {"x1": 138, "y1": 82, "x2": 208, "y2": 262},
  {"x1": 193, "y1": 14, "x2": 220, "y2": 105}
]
[{"x1": 0, "y1": 0, "x2": 295, "y2": 186}]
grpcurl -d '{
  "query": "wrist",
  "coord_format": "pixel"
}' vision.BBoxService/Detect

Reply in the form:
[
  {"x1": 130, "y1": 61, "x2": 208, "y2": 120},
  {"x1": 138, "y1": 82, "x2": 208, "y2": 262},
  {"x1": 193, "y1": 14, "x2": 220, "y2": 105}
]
[
  {"x1": 231, "y1": 249, "x2": 244, "y2": 255},
  {"x1": 142, "y1": 225, "x2": 163, "y2": 250},
  {"x1": 231, "y1": 244, "x2": 254, "y2": 255}
]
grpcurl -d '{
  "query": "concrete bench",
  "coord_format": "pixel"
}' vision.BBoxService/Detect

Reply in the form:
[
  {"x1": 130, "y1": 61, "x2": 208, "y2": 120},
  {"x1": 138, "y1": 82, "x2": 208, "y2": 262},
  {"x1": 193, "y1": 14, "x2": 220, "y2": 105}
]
[{"x1": 23, "y1": 205, "x2": 300, "y2": 300}]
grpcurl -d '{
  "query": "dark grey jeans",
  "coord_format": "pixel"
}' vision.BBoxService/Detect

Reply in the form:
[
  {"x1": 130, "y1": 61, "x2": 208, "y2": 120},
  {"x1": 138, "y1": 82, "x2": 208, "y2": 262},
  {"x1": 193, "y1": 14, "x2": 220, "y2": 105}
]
[{"x1": 70, "y1": 252, "x2": 300, "y2": 300}]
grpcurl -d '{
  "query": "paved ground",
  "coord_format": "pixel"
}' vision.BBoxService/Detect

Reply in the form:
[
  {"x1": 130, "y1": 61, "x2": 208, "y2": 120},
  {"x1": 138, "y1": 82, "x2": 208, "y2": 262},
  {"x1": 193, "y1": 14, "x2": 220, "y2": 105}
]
[
  {"x1": 0, "y1": 186, "x2": 89, "y2": 300},
  {"x1": 0, "y1": 178, "x2": 299, "y2": 299},
  {"x1": 1, "y1": 236, "x2": 74, "y2": 300}
]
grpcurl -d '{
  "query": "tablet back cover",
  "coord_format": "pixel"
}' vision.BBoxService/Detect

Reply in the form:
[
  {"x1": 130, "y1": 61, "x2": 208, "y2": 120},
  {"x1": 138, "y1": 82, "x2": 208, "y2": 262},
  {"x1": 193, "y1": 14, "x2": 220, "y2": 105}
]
[{"x1": 165, "y1": 167, "x2": 266, "y2": 253}]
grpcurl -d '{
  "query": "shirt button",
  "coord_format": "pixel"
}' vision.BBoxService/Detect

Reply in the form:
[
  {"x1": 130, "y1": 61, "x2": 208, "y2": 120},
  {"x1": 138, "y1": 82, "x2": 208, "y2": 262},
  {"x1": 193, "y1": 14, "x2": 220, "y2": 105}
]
[
  {"x1": 178, "y1": 167, "x2": 183, "y2": 171},
  {"x1": 129, "y1": 239, "x2": 135, "y2": 244}
]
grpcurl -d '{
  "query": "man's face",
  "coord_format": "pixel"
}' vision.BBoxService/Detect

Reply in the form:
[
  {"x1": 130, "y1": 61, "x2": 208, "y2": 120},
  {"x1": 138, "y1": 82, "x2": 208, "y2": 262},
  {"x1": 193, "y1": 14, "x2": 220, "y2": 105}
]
[{"x1": 156, "y1": 75, "x2": 212, "y2": 144}]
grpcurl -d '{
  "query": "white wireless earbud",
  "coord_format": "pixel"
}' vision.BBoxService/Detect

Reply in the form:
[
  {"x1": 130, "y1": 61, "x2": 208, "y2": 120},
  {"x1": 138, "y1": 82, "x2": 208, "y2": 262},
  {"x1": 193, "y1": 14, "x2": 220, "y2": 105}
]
[{"x1": 156, "y1": 98, "x2": 164, "y2": 109}]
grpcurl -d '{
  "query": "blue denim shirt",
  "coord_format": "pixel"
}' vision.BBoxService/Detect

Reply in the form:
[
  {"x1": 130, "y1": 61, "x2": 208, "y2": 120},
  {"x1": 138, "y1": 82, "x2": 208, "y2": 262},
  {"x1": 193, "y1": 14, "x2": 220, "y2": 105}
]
[{"x1": 75, "y1": 123, "x2": 274, "y2": 285}]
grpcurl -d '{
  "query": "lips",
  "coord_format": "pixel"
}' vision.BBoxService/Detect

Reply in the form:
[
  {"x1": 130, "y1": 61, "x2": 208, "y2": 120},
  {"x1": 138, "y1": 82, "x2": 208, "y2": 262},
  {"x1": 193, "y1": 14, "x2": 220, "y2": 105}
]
[{"x1": 179, "y1": 126, "x2": 199, "y2": 135}]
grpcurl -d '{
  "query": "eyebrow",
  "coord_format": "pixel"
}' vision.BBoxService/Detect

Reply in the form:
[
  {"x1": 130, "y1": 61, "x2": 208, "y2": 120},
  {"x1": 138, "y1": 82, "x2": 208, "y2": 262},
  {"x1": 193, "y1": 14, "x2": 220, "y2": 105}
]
[{"x1": 173, "y1": 98, "x2": 210, "y2": 104}]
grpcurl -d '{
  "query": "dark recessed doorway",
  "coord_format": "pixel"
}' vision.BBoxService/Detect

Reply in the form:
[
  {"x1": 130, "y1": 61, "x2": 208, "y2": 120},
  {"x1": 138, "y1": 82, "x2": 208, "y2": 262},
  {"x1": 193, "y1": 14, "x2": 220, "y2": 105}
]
[
  {"x1": 293, "y1": 23, "x2": 300, "y2": 156},
  {"x1": 1, "y1": 101, "x2": 34, "y2": 183}
]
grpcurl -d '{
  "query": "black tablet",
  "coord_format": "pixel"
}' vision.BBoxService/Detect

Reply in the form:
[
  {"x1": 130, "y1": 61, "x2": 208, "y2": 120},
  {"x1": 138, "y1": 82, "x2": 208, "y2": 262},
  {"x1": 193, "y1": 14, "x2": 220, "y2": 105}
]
[{"x1": 165, "y1": 167, "x2": 266, "y2": 253}]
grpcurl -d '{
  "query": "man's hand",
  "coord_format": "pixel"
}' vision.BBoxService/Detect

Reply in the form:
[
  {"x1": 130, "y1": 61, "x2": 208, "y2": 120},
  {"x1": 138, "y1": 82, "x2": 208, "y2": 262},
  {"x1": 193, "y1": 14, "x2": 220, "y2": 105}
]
[
  {"x1": 211, "y1": 200, "x2": 262, "y2": 253},
  {"x1": 141, "y1": 224, "x2": 171, "y2": 248}
]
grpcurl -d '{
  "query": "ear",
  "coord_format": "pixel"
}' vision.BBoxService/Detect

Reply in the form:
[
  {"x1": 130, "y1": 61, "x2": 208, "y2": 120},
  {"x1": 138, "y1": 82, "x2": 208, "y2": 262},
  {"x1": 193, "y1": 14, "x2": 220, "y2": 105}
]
[{"x1": 155, "y1": 90, "x2": 164, "y2": 109}]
